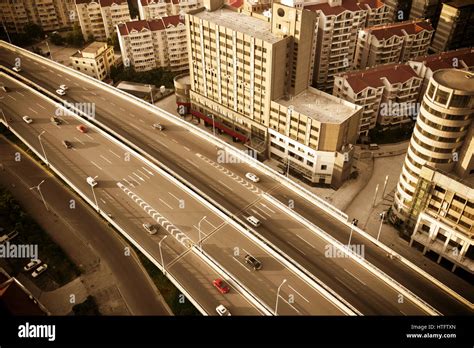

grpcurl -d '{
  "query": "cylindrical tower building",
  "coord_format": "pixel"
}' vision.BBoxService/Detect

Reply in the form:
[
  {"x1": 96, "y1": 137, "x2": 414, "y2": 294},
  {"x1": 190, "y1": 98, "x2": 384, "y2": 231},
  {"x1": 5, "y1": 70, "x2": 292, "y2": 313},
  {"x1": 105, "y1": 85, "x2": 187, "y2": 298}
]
[{"x1": 392, "y1": 69, "x2": 474, "y2": 225}]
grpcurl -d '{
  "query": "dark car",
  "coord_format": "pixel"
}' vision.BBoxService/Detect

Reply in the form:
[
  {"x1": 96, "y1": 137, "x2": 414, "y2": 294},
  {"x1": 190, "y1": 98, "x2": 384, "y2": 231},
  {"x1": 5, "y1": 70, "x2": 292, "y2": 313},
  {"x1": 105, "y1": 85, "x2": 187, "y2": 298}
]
[
  {"x1": 212, "y1": 279, "x2": 230, "y2": 294},
  {"x1": 51, "y1": 116, "x2": 62, "y2": 125},
  {"x1": 244, "y1": 254, "x2": 262, "y2": 270},
  {"x1": 62, "y1": 140, "x2": 72, "y2": 149}
]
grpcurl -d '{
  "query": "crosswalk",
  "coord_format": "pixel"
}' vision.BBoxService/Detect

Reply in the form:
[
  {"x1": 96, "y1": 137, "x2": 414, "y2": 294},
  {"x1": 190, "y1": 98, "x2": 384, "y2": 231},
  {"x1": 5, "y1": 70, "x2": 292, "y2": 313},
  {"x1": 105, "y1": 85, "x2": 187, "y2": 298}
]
[
  {"x1": 116, "y1": 182, "x2": 193, "y2": 248},
  {"x1": 196, "y1": 153, "x2": 260, "y2": 194}
]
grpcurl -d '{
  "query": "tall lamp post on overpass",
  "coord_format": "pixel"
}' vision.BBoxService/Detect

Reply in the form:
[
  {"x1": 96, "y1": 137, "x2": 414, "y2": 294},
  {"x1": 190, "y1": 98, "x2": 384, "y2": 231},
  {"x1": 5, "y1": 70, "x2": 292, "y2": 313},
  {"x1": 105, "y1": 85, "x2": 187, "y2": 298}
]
[
  {"x1": 159, "y1": 235, "x2": 168, "y2": 276},
  {"x1": 148, "y1": 84, "x2": 154, "y2": 104},
  {"x1": 0, "y1": 108, "x2": 8, "y2": 126},
  {"x1": 29, "y1": 179, "x2": 49, "y2": 211},
  {"x1": 38, "y1": 130, "x2": 49, "y2": 166},
  {"x1": 274, "y1": 278, "x2": 287, "y2": 316},
  {"x1": 87, "y1": 176, "x2": 99, "y2": 212},
  {"x1": 197, "y1": 216, "x2": 207, "y2": 252},
  {"x1": 377, "y1": 211, "x2": 386, "y2": 241},
  {"x1": 44, "y1": 36, "x2": 53, "y2": 61}
]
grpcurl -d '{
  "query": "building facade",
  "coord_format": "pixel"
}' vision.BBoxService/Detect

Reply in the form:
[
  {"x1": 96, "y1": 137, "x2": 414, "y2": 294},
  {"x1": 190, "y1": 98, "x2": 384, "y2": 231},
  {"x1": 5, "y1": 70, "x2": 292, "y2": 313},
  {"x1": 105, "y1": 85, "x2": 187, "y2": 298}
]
[
  {"x1": 303, "y1": 0, "x2": 391, "y2": 92},
  {"x1": 0, "y1": 0, "x2": 76, "y2": 33},
  {"x1": 392, "y1": 69, "x2": 474, "y2": 227},
  {"x1": 75, "y1": 0, "x2": 130, "y2": 41},
  {"x1": 431, "y1": 0, "x2": 474, "y2": 53},
  {"x1": 138, "y1": 0, "x2": 202, "y2": 20},
  {"x1": 409, "y1": 166, "x2": 473, "y2": 273},
  {"x1": 117, "y1": 16, "x2": 187, "y2": 72},
  {"x1": 334, "y1": 63, "x2": 422, "y2": 136},
  {"x1": 409, "y1": 0, "x2": 446, "y2": 28},
  {"x1": 70, "y1": 41, "x2": 115, "y2": 80},
  {"x1": 354, "y1": 19, "x2": 434, "y2": 70}
]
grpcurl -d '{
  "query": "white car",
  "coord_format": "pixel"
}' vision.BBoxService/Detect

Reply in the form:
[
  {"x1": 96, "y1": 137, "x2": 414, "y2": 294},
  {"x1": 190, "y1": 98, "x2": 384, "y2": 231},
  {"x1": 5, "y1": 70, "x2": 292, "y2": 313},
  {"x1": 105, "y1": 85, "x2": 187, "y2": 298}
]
[
  {"x1": 22, "y1": 115, "x2": 33, "y2": 124},
  {"x1": 56, "y1": 88, "x2": 66, "y2": 96},
  {"x1": 12, "y1": 66, "x2": 21, "y2": 72},
  {"x1": 246, "y1": 215, "x2": 261, "y2": 227},
  {"x1": 59, "y1": 84, "x2": 68, "y2": 91},
  {"x1": 24, "y1": 259, "x2": 42, "y2": 272},
  {"x1": 86, "y1": 176, "x2": 98, "y2": 187},
  {"x1": 143, "y1": 223, "x2": 158, "y2": 235},
  {"x1": 32, "y1": 264, "x2": 48, "y2": 278},
  {"x1": 245, "y1": 172, "x2": 260, "y2": 183},
  {"x1": 216, "y1": 305, "x2": 231, "y2": 316}
]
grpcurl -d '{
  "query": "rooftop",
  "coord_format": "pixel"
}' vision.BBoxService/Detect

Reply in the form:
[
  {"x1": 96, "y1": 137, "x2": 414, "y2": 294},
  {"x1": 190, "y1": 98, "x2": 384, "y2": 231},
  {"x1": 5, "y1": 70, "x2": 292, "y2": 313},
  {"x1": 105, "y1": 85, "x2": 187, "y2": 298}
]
[
  {"x1": 341, "y1": 63, "x2": 419, "y2": 93},
  {"x1": 364, "y1": 19, "x2": 433, "y2": 40},
  {"x1": 411, "y1": 47, "x2": 474, "y2": 72},
  {"x1": 75, "y1": 0, "x2": 128, "y2": 6},
  {"x1": 117, "y1": 16, "x2": 184, "y2": 35},
  {"x1": 191, "y1": 6, "x2": 282, "y2": 43},
  {"x1": 276, "y1": 87, "x2": 360, "y2": 124},
  {"x1": 444, "y1": 0, "x2": 474, "y2": 9},
  {"x1": 304, "y1": 0, "x2": 386, "y2": 16},
  {"x1": 433, "y1": 69, "x2": 474, "y2": 93}
]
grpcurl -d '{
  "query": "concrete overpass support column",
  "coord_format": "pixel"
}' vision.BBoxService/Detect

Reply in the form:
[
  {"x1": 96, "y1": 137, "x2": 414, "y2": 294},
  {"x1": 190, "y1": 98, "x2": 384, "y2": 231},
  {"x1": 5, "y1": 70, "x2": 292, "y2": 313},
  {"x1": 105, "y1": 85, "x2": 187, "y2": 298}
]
[{"x1": 437, "y1": 231, "x2": 452, "y2": 264}]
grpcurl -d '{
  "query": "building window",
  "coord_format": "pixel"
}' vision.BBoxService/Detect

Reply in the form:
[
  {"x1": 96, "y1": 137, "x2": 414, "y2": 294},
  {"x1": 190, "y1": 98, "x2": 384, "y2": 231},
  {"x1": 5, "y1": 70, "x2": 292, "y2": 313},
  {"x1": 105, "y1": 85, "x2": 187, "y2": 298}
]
[{"x1": 321, "y1": 165, "x2": 327, "y2": 170}]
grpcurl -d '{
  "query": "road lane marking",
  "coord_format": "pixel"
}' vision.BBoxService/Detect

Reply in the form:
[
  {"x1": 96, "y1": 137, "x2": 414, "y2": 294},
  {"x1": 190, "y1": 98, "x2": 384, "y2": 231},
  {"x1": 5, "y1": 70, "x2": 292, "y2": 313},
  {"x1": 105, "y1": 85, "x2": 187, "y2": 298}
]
[
  {"x1": 344, "y1": 269, "x2": 367, "y2": 286},
  {"x1": 27, "y1": 107, "x2": 38, "y2": 114},
  {"x1": 278, "y1": 294, "x2": 301, "y2": 314},
  {"x1": 136, "y1": 169, "x2": 149, "y2": 179},
  {"x1": 142, "y1": 166, "x2": 154, "y2": 176},
  {"x1": 109, "y1": 149, "x2": 121, "y2": 158},
  {"x1": 119, "y1": 107, "x2": 125, "y2": 111},
  {"x1": 217, "y1": 180, "x2": 232, "y2": 191},
  {"x1": 90, "y1": 92, "x2": 96, "y2": 96},
  {"x1": 259, "y1": 203, "x2": 276, "y2": 214},
  {"x1": 255, "y1": 205, "x2": 271, "y2": 217},
  {"x1": 288, "y1": 285, "x2": 310, "y2": 303},
  {"x1": 82, "y1": 87, "x2": 88, "y2": 91},
  {"x1": 184, "y1": 146, "x2": 191, "y2": 151},
  {"x1": 100, "y1": 155, "x2": 112, "y2": 164},
  {"x1": 36, "y1": 103, "x2": 46, "y2": 110},
  {"x1": 7, "y1": 95, "x2": 16, "y2": 101},
  {"x1": 171, "y1": 138, "x2": 179, "y2": 144},
  {"x1": 17, "y1": 91, "x2": 25, "y2": 97},
  {"x1": 159, "y1": 198, "x2": 173, "y2": 210},
  {"x1": 139, "y1": 119, "x2": 145, "y2": 123},
  {"x1": 128, "y1": 175, "x2": 140, "y2": 185},
  {"x1": 335, "y1": 276, "x2": 358, "y2": 294},
  {"x1": 57, "y1": 73, "x2": 63, "y2": 77},
  {"x1": 123, "y1": 178, "x2": 134, "y2": 187},
  {"x1": 128, "y1": 122, "x2": 141, "y2": 131},
  {"x1": 74, "y1": 137, "x2": 84, "y2": 145},
  {"x1": 168, "y1": 192, "x2": 181, "y2": 201},
  {"x1": 100, "y1": 198, "x2": 106, "y2": 204},
  {"x1": 129, "y1": 113, "x2": 136, "y2": 118},
  {"x1": 232, "y1": 257, "x2": 251, "y2": 272},
  {"x1": 287, "y1": 240, "x2": 306, "y2": 255},
  {"x1": 90, "y1": 161, "x2": 102, "y2": 170},
  {"x1": 85, "y1": 134, "x2": 94, "y2": 140},
  {"x1": 65, "y1": 77, "x2": 71, "y2": 82},
  {"x1": 74, "y1": 82, "x2": 80, "y2": 86},
  {"x1": 185, "y1": 159, "x2": 199, "y2": 168},
  {"x1": 133, "y1": 172, "x2": 145, "y2": 182},
  {"x1": 250, "y1": 208, "x2": 267, "y2": 220},
  {"x1": 33, "y1": 62, "x2": 39, "y2": 65},
  {"x1": 295, "y1": 234, "x2": 316, "y2": 249}
]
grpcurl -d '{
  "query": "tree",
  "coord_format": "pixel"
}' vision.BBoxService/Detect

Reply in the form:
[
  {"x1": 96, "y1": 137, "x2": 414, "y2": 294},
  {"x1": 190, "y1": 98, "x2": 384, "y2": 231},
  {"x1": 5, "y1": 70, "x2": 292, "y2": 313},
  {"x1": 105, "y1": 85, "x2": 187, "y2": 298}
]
[
  {"x1": 23, "y1": 23, "x2": 44, "y2": 40},
  {"x1": 50, "y1": 32, "x2": 64, "y2": 46}
]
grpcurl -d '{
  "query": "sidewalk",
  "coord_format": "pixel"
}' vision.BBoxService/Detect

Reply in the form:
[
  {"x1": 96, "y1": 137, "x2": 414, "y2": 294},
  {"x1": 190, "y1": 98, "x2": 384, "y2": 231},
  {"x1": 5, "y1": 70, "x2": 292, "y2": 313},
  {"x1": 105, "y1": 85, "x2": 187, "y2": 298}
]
[{"x1": 0, "y1": 135, "x2": 172, "y2": 315}]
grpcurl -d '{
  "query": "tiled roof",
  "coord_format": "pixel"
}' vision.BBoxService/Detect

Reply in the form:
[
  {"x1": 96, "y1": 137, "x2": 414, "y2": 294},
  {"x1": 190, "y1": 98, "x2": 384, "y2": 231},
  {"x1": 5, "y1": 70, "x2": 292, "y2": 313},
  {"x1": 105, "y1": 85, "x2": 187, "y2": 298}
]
[
  {"x1": 75, "y1": 0, "x2": 128, "y2": 5},
  {"x1": 117, "y1": 16, "x2": 184, "y2": 35},
  {"x1": 139, "y1": 0, "x2": 172, "y2": 5},
  {"x1": 363, "y1": 19, "x2": 434, "y2": 40},
  {"x1": 412, "y1": 47, "x2": 474, "y2": 72},
  {"x1": 342, "y1": 63, "x2": 419, "y2": 93},
  {"x1": 304, "y1": 0, "x2": 386, "y2": 16}
]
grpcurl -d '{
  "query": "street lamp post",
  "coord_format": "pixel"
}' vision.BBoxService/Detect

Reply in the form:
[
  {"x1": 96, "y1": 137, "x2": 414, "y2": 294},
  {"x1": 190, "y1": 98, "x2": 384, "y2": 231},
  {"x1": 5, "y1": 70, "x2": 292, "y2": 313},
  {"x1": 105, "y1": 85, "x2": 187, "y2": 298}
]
[
  {"x1": 211, "y1": 114, "x2": 216, "y2": 138},
  {"x1": 29, "y1": 179, "x2": 49, "y2": 211},
  {"x1": 159, "y1": 235, "x2": 168, "y2": 275},
  {"x1": 38, "y1": 131, "x2": 49, "y2": 166},
  {"x1": 377, "y1": 212, "x2": 386, "y2": 241},
  {"x1": 198, "y1": 216, "x2": 207, "y2": 252},
  {"x1": 148, "y1": 85, "x2": 154, "y2": 104},
  {"x1": 274, "y1": 278, "x2": 287, "y2": 316},
  {"x1": 45, "y1": 38, "x2": 53, "y2": 61},
  {"x1": 0, "y1": 109, "x2": 7, "y2": 126}
]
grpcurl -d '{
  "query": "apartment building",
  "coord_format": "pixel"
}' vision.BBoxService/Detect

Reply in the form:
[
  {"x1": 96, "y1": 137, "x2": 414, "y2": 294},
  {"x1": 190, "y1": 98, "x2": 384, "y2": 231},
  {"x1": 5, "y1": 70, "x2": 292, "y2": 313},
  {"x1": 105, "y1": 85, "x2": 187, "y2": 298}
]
[
  {"x1": 354, "y1": 19, "x2": 434, "y2": 70},
  {"x1": 431, "y1": 0, "x2": 474, "y2": 53},
  {"x1": 409, "y1": 0, "x2": 446, "y2": 27},
  {"x1": 409, "y1": 166, "x2": 473, "y2": 273},
  {"x1": 409, "y1": 47, "x2": 474, "y2": 98},
  {"x1": 117, "y1": 16, "x2": 187, "y2": 72},
  {"x1": 70, "y1": 41, "x2": 115, "y2": 80},
  {"x1": 75, "y1": 0, "x2": 130, "y2": 41},
  {"x1": 334, "y1": 63, "x2": 422, "y2": 136},
  {"x1": 138, "y1": 0, "x2": 202, "y2": 20},
  {"x1": 303, "y1": 0, "x2": 391, "y2": 92},
  {"x1": 186, "y1": 1, "x2": 362, "y2": 187},
  {"x1": 0, "y1": 0, "x2": 76, "y2": 33},
  {"x1": 384, "y1": 0, "x2": 412, "y2": 22},
  {"x1": 392, "y1": 69, "x2": 474, "y2": 228}
]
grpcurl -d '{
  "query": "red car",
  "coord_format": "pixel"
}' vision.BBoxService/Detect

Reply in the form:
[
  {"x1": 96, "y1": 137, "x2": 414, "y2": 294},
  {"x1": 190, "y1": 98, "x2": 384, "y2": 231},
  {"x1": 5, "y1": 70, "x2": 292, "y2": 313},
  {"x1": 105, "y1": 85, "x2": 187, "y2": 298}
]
[
  {"x1": 212, "y1": 279, "x2": 230, "y2": 294},
  {"x1": 76, "y1": 125, "x2": 88, "y2": 133}
]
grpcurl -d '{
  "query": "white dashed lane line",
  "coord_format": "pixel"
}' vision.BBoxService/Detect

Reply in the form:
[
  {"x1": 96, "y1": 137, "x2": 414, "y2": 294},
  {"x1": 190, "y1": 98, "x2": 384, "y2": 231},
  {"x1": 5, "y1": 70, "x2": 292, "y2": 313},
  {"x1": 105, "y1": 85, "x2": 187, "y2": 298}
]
[
  {"x1": 295, "y1": 234, "x2": 316, "y2": 249},
  {"x1": 109, "y1": 149, "x2": 121, "y2": 158},
  {"x1": 27, "y1": 107, "x2": 38, "y2": 114},
  {"x1": 159, "y1": 198, "x2": 173, "y2": 210},
  {"x1": 90, "y1": 161, "x2": 103, "y2": 170},
  {"x1": 36, "y1": 103, "x2": 46, "y2": 110},
  {"x1": 100, "y1": 155, "x2": 112, "y2": 164}
]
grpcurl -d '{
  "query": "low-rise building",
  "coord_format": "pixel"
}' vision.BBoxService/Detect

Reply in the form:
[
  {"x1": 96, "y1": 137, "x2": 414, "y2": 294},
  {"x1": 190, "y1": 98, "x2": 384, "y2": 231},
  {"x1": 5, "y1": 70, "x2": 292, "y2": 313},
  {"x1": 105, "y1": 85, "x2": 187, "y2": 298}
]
[
  {"x1": 354, "y1": 19, "x2": 434, "y2": 70},
  {"x1": 334, "y1": 63, "x2": 422, "y2": 136},
  {"x1": 117, "y1": 16, "x2": 187, "y2": 72},
  {"x1": 70, "y1": 41, "x2": 115, "y2": 80}
]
